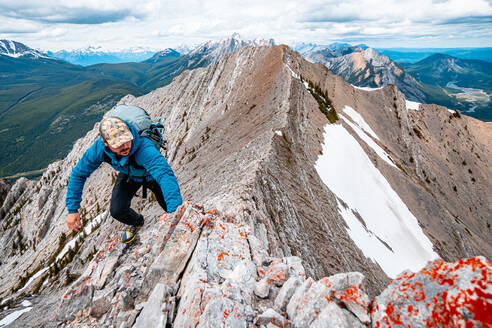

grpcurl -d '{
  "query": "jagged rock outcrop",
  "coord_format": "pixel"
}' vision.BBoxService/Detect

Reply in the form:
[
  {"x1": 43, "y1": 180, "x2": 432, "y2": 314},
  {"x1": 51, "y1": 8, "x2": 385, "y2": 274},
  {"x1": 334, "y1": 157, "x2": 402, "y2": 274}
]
[
  {"x1": 12, "y1": 203, "x2": 490, "y2": 327},
  {"x1": 372, "y1": 256, "x2": 492, "y2": 327},
  {"x1": 0, "y1": 44, "x2": 490, "y2": 327}
]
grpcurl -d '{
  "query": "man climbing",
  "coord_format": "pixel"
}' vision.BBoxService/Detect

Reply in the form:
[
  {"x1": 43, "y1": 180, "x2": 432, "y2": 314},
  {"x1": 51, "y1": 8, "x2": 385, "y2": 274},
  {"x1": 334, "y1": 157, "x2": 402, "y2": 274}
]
[{"x1": 65, "y1": 116, "x2": 182, "y2": 243}]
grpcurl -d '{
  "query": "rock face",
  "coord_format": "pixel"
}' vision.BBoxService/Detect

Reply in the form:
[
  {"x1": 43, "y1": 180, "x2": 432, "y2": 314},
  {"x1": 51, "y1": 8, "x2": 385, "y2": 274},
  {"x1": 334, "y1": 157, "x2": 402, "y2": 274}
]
[
  {"x1": 187, "y1": 33, "x2": 275, "y2": 68},
  {"x1": 372, "y1": 257, "x2": 492, "y2": 327},
  {"x1": 55, "y1": 202, "x2": 376, "y2": 327},
  {"x1": 0, "y1": 45, "x2": 490, "y2": 327},
  {"x1": 25, "y1": 203, "x2": 492, "y2": 327},
  {"x1": 0, "y1": 179, "x2": 12, "y2": 211},
  {"x1": 302, "y1": 47, "x2": 427, "y2": 102}
]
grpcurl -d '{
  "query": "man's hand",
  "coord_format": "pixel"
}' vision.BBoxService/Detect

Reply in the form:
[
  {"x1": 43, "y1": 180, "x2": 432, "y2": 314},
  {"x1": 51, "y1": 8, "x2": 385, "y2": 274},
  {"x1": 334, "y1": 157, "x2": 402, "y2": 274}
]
[{"x1": 66, "y1": 213, "x2": 81, "y2": 232}]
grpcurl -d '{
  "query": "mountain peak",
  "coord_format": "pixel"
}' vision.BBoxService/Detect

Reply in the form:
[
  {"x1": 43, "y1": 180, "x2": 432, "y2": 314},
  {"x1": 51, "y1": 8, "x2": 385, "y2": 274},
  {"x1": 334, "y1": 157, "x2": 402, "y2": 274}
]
[
  {"x1": 144, "y1": 48, "x2": 181, "y2": 63},
  {"x1": 0, "y1": 39, "x2": 47, "y2": 59},
  {"x1": 187, "y1": 33, "x2": 275, "y2": 67}
]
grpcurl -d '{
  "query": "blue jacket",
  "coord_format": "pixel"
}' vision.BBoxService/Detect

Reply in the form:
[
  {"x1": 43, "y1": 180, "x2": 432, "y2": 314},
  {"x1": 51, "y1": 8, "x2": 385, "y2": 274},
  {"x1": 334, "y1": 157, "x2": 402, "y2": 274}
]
[{"x1": 66, "y1": 122, "x2": 182, "y2": 214}]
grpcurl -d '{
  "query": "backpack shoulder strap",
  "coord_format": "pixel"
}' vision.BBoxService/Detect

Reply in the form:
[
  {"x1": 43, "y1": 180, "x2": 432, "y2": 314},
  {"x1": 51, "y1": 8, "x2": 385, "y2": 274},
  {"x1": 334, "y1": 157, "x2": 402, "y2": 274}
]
[
  {"x1": 102, "y1": 151, "x2": 111, "y2": 164},
  {"x1": 129, "y1": 153, "x2": 145, "y2": 170}
]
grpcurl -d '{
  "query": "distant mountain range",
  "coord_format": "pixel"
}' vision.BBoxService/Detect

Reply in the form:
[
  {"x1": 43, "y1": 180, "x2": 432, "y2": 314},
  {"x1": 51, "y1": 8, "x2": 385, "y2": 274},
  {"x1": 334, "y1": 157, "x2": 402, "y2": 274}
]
[
  {"x1": 376, "y1": 47, "x2": 492, "y2": 63},
  {"x1": 47, "y1": 46, "x2": 158, "y2": 66},
  {"x1": 1, "y1": 36, "x2": 491, "y2": 177},
  {"x1": 0, "y1": 42, "x2": 143, "y2": 177},
  {"x1": 0, "y1": 34, "x2": 275, "y2": 177},
  {"x1": 298, "y1": 44, "x2": 491, "y2": 121},
  {"x1": 299, "y1": 46, "x2": 427, "y2": 103},
  {"x1": 402, "y1": 54, "x2": 492, "y2": 89}
]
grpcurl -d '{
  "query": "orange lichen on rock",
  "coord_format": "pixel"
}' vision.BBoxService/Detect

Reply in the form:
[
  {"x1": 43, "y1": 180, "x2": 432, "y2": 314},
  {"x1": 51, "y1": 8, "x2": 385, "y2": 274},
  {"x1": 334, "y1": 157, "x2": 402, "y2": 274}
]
[
  {"x1": 372, "y1": 256, "x2": 492, "y2": 327},
  {"x1": 336, "y1": 285, "x2": 367, "y2": 307},
  {"x1": 217, "y1": 252, "x2": 230, "y2": 262}
]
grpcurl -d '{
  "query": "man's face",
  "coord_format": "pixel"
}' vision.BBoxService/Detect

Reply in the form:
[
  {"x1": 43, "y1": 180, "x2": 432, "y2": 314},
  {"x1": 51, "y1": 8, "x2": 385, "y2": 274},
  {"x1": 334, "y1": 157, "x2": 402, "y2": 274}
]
[{"x1": 105, "y1": 140, "x2": 132, "y2": 157}]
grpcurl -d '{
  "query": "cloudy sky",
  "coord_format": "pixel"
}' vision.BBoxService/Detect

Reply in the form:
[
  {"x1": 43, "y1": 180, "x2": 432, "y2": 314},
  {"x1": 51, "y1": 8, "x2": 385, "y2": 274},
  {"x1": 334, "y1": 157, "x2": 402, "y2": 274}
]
[{"x1": 0, "y1": 0, "x2": 491, "y2": 51}]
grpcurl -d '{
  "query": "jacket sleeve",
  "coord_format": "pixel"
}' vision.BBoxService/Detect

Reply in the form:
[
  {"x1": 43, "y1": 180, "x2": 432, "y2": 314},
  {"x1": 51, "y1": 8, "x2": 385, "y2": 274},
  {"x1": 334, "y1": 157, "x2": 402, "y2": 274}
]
[
  {"x1": 136, "y1": 139, "x2": 183, "y2": 212},
  {"x1": 66, "y1": 140, "x2": 104, "y2": 213}
]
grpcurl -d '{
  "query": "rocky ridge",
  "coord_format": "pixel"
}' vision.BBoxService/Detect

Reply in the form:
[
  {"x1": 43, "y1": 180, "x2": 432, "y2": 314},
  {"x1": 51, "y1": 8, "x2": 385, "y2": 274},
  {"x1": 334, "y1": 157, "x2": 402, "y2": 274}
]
[
  {"x1": 7, "y1": 203, "x2": 492, "y2": 327},
  {"x1": 187, "y1": 33, "x2": 275, "y2": 68},
  {"x1": 0, "y1": 45, "x2": 490, "y2": 326}
]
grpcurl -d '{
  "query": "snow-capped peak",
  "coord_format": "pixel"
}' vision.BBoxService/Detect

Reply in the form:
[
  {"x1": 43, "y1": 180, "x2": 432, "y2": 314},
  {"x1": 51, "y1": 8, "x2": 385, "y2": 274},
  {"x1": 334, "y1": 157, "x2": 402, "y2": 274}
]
[
  {"x1": 0, "y1": 39, "x2": 48, "y2": 59},
  {"x1": 187, "y1": 33, "x2": 275, "y2": 67}
]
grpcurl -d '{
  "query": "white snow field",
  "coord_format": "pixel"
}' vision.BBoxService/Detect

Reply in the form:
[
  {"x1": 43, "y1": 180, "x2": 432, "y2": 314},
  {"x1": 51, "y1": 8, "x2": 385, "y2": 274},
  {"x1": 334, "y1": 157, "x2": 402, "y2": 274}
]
[
  {"x1": 352, "y1": 85, "x2": 383, "y2": 91},
  {"x1": 0, "y1": 307, "x2": 32, "y2": 327},
  {"x1": 405, "y1": 100, "x2": 420, "y2": 110},
  {"x1": 315, "y1": 123, "x2": 438, "y2": 278},
  {"x1": 341, "y1": 106, "x2": 396, "y2": 168}
]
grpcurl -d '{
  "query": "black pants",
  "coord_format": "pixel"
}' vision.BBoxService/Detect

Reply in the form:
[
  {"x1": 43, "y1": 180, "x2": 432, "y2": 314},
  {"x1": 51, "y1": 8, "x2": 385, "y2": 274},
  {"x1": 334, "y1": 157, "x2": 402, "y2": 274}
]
[{"x1": 110, "y1": 172, "x2": 167, "y2": 227}]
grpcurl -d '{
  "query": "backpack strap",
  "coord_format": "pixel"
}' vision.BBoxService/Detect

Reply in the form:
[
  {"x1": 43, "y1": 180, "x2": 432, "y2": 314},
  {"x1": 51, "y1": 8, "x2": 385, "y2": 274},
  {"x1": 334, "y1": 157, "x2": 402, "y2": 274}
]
[{"x1": 102, "y1": 151, "x2": 112, "y2": 164}]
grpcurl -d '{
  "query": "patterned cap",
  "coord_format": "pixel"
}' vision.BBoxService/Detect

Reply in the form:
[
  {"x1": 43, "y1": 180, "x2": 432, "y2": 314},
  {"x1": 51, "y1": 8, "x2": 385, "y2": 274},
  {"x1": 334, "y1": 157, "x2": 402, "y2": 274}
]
[{"x1": 99, "y1": 117, "x2": 133, "y2": 148}]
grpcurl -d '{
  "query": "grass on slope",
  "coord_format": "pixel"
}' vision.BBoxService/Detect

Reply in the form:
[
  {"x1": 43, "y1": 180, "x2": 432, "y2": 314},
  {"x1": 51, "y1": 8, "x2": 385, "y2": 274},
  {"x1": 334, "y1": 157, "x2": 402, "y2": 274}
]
[{"x1": 0, "y1": 79, "x2": 143, "y2": 176}]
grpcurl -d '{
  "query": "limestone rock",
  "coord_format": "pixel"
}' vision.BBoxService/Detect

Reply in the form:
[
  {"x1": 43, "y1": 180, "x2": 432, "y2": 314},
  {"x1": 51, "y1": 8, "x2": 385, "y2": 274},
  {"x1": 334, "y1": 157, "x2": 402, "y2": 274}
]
[
  {"x1": 323, "y1": 272, "x2": 370, "y2": 324},
  {"x1": 132, "y1": 283, "x2": 170, "y2": 328},
  {"x1": 58, "y1": 283, "x2": 94, "y2": 321},
  {"x1": 371, "y1": 256, "x2": 492, "y2": 327},
  {"x1": 255, "y1": 308, "x2": 290, "y2": 327},
  {"x1": 274, "y1": 277, "x2": 303, "y2": 312},
  {"x1": 254, "y1": 277, "x2": 271, "y2": 298},
  {"x1": 90, "y1": 288, "x2": 116, "y2": 319},
  {"x1": 310, "y1": 302, "x2": 366, "y2": 328}
]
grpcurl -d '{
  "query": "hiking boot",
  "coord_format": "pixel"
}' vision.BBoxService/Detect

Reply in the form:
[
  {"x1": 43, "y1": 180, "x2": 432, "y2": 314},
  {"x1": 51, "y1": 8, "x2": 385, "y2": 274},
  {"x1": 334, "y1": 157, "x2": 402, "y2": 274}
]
[{"x1": 121, "y1": 226, "x2": 140, "y2": 244}]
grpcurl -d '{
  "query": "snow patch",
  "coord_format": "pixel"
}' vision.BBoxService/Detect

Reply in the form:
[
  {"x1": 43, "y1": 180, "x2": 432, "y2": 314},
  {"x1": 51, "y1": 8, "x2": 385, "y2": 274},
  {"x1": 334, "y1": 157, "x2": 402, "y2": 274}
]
[
  {"x1": 342, "y1": 106, "x2": 379, "y2": 140},
  {"x1": 336, "y1": 199, "x2": 399, "y2": 269},
  {"x1": 352, "y1": 85, "x2": 383, "y2": 91},
  {"x1": 406, "y1": 100, "x2": 420, "y2": 111},
  {"x1": 285, "y1": 63, "x2": 299, "y2": 80},
  {"x1": 21, "y1": 300, "x2": 32, "y2": 307},
  {"x1": 56, "y1": 211, "x2": 106, "y2": 262},
  {"x1": 18, "y1": 267, "x2": 49, "y2": 294},
  {"x1": 17, "y1": 212, "x2": 106, "y2": 293},
  {"x1": 8, "y1": 40, "x2": 16, "y2": 53},
  {"x1": 340, "y1": 115, "x2": 396, "y2": 168},
  {"x1": 315, "y1": 124, "x2": 438, "y2": 278},
  {"x1": 275, "y1": 130, "x2": 283, "y2": 137},
  {"x1": 0, "y1": 307, "x2": 32, "y2": 327}
]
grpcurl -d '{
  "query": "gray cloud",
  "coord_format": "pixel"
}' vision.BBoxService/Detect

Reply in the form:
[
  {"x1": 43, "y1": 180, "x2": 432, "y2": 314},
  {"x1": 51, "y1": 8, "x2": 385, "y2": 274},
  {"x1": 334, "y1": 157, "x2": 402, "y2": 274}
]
[
  {"x1": 0, "y1": 3, "x2": 146, "y2": 25},
  {"x1": 0, "y1": 28, "x2": 36, "y2": 34},
  {"x1": 439, "y1": 15, "x2": 492, "y2": 25},
  {"x1": 298, "y1": 4, "x2": 368, "y2": 24},
  {"x1": 1, "y1": 0, "x2": 490, "y2": 50}
]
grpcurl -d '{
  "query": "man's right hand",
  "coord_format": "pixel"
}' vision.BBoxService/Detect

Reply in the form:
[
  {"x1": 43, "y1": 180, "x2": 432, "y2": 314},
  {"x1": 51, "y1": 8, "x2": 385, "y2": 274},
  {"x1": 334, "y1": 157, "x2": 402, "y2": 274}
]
[{"x1": 66, "y1": 213, "x2": 81, "y2": 232}]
